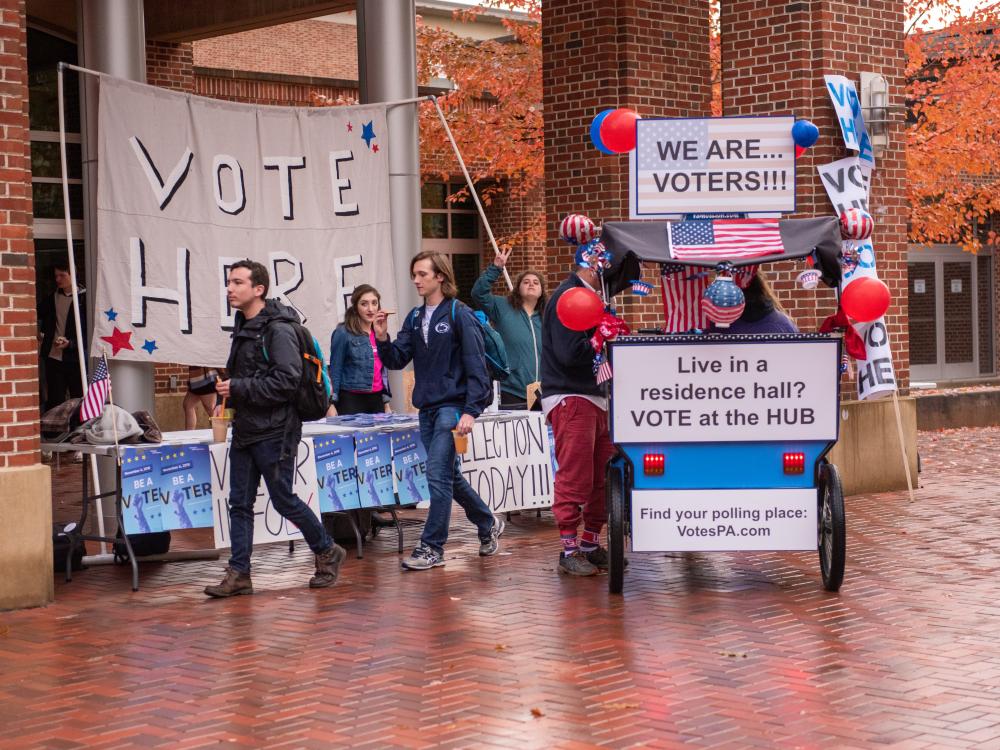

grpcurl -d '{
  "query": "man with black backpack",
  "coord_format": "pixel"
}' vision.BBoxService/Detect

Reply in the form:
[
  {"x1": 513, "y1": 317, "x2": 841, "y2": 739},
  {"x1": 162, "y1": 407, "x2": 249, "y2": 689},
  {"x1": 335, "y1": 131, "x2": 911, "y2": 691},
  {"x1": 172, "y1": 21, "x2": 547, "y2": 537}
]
[
  {"x1": 373, "y1": 251, "x2": 504, "y2": 571},
  {"x1": 206, "y1": 259, "x2": 345, "y2": 597}
]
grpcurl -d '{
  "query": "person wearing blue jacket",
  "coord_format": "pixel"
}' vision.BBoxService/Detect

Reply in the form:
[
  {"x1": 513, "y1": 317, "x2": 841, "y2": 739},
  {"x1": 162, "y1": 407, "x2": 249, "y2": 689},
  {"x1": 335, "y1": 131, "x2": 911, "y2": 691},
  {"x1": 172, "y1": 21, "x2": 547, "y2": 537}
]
[
  {"x1": 374, "y1": 251, "x2": 504, "y2": 571},
  {"x1": 328, "y1": 284, "x2": 391, "y2": 415},
  {"x1": 470, "y1": 247, "x2": 546, "y2": 409}
]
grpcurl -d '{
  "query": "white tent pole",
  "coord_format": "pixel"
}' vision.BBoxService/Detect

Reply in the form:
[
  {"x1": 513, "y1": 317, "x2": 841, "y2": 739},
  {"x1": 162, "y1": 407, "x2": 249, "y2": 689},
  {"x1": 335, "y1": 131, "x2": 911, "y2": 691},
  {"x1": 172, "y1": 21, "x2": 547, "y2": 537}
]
[
  {"x1": 429, "y1": 95, "x2": 514, "y2": 291},
  {"x1": 891, "y1": 389, "x2": 916, "y2": 503},
  {"x1": 58, "y1": 62, "x2": 107, "y2": 545}
]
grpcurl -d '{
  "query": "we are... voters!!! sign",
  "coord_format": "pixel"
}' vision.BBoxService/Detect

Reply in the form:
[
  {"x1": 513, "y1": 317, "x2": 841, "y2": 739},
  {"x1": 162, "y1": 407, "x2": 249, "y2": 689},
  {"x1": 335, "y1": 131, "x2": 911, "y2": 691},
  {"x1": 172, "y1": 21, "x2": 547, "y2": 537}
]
[{"x1": 631, "y1": 116, "x2": 795, "y2": 217}]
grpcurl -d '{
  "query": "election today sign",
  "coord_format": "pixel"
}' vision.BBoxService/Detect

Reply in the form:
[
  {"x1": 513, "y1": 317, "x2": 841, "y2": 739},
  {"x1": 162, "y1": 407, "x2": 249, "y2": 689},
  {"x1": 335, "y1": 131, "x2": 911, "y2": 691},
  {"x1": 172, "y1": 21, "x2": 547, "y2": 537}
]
[
  {"x1": 631, "y1": 116, "x2": 795, "y2": 218},
  {"x1": 610, "y1": 338, "x2": 840, "y2": 443}
]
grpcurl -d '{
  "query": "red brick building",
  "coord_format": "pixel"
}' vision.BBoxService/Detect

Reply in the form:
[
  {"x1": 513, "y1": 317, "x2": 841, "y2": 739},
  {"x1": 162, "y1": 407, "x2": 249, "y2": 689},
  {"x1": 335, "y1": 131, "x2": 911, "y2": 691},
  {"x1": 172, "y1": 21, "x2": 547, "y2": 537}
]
[{"x1": 2, "y1": 0, "x2": 913, "y2": 609}]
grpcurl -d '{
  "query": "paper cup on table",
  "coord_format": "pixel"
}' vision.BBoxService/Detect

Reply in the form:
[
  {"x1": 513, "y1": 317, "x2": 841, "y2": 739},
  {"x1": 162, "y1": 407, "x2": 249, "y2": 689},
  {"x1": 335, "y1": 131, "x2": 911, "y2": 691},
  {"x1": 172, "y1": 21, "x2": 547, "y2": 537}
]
[
  {"x1": 452, "y1": 429, "x2": 469, "y2": 454},
  {"x1": 211, "y1": 416, "x2": 231, "y2": 443}
]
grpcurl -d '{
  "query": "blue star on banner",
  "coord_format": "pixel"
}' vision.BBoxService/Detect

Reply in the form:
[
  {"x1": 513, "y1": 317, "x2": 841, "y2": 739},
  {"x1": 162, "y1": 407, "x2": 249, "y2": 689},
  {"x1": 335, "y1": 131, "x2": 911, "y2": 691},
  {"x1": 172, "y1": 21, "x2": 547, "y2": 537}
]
[
  {"x1": 141, "y1": 339, "x2": 158, "y2": 355},
  {"x1": 104, "y1": 307, "x2": 118, "y2": 322},
  {"x1": 361, "y1": 121, "x2": 376, "y2": 148}
]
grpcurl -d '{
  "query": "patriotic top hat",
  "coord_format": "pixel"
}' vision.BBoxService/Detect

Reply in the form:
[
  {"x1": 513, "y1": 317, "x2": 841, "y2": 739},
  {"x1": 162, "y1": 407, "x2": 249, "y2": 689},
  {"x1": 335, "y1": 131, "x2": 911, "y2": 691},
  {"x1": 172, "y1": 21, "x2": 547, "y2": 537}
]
[
  {"x1": 839, "y1": 208, "x2": 874, "y2": 240},
  {"x1": 702, "y1": 273, "x2": 746, "y2": 328}
]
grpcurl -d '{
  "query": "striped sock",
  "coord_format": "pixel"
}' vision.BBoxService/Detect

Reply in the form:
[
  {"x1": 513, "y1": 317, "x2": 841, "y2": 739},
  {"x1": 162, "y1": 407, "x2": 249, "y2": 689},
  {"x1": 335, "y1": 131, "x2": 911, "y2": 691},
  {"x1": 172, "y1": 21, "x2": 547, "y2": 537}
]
[
  {"x1": 580, "y1": 528, "x2": 601, "y2": 552},
  {"x1": 560, "y1": 533, "x2": 579, "y2": 557}
]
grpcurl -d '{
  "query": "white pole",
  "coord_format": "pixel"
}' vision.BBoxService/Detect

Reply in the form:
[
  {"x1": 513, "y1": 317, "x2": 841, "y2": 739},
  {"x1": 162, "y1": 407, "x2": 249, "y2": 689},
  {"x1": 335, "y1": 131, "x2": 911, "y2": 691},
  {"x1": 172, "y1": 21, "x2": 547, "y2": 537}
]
[
  {"x1": 58, "y1": 62, "x2": 107, "y2": 546},
  {"x1": 430, "y1": 96, "x2": 514, "y2": 291},
  {"x1": 891, "y1": 389, "x2": 916, "y2": 503}
]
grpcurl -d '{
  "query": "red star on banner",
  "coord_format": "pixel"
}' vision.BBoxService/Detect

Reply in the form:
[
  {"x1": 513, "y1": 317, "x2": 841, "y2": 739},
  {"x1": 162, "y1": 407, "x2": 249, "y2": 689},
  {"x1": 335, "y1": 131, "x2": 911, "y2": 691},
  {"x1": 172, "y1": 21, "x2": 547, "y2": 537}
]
[
  {"x1": 372, "y1": 143, "x2": 380, "y2": 153},
  {"x1": 346, "y1": 122, "x2": 353, "y2": 132},
  {"x1": 100, "y1": 327, "x2": 134, "y2": 356}
]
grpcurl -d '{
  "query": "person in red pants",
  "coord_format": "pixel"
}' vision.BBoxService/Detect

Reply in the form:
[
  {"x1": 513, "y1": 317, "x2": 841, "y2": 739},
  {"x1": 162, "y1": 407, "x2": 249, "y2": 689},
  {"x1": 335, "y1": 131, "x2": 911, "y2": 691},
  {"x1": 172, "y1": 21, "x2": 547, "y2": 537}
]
[{"x1": 539, "y1": 263, "x2": 618, "y2": 576}]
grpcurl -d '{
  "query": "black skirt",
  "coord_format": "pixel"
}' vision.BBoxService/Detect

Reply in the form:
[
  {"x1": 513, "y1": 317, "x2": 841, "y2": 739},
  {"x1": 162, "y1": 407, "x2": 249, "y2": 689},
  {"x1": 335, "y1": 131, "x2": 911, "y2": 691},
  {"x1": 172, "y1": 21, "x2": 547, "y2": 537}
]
[{"x1": 336, "y1": 389, "x2": 384, "y2": 415}]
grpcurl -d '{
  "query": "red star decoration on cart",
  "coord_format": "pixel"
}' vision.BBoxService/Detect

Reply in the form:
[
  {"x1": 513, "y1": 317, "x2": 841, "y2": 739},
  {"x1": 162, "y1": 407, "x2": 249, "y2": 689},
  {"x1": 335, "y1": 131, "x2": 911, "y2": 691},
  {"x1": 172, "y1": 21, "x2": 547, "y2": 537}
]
[
  {"x1": 100, "y1": 326, "x2": 134, "y2": 356},
  {"x1": 346, "y1": 122, "x2": 353, "y2": 132},
  {"x1": 372, "y1": 143, "x2": 379, "y2": 153}
]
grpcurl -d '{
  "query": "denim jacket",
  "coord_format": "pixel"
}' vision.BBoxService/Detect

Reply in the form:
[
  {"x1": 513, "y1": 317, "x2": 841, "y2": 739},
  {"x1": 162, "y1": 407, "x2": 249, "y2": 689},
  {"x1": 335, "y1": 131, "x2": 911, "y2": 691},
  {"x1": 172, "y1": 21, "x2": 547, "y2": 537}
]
[{"x1": 328, "y1": 323, "x2": 391, "y2": 402}]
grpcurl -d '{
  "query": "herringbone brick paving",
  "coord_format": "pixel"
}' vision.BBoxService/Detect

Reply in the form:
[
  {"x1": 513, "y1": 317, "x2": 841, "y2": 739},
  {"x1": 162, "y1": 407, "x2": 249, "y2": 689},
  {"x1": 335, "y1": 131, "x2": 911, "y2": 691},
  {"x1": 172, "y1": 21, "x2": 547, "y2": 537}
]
[{"x1": 3, "y1": 427, "x2": 1000, "y2": 749}]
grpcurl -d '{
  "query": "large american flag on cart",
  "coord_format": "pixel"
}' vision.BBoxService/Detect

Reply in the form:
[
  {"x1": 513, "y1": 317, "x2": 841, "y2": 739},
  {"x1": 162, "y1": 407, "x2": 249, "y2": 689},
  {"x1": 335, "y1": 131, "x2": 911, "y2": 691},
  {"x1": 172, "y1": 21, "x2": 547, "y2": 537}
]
[{"x1": 668, "y1": 218, "x2": 784, "y2": 261}]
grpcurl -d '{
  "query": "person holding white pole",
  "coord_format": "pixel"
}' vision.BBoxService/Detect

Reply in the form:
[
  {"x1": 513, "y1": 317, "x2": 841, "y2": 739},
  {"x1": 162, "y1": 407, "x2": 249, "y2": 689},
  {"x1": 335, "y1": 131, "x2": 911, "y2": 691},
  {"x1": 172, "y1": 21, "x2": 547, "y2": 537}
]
[{"x1": 471, "y1": 247, "x2": 547, "y2": 410}]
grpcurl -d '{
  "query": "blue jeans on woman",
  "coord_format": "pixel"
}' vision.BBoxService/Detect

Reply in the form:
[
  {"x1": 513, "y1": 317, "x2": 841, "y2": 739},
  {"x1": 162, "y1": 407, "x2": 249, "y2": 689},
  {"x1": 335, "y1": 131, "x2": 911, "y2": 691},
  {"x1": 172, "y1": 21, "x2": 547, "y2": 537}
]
[
  {"x1": 228, "y1": 433, "x2": 333, "y2": 574},
  {"x1": 419, "y1": 406, "x2": 494, "y2": 553}
]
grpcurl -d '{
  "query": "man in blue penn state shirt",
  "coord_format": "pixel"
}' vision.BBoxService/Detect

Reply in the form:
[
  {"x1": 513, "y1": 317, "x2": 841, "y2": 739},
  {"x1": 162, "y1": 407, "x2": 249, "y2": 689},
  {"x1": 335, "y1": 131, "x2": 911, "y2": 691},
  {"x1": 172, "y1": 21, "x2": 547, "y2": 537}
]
[{"x1": 373, "y1": 251, "x2": 504, "y2": 571}]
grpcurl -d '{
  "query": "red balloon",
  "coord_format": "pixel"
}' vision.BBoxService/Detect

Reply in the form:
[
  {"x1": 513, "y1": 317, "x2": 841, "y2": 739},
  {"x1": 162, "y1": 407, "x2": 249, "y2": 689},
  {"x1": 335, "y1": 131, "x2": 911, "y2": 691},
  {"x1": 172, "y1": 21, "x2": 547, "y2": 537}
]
[
  {"x1": 841, "y1": 276, "x2": 891, "y2": 322},
  {"x1": 599, "y1": 108, "x2": 641, "y2": 153},
  {"x1": 556, "y1": 287, "x2": 604, "y2": 331}
]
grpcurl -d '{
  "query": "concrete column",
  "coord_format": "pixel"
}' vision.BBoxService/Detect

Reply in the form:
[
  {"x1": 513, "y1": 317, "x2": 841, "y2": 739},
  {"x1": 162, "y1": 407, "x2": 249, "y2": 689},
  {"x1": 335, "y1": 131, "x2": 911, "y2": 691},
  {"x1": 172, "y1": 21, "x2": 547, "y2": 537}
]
[
  {"x1": 356, "y1": 0, "x2": 421, "y2": 412},
  {"x1": 77, "y1": 0, "x2": 151, "y2": 536},
  {"x1": 78, "y1": 0, "x2": 152, "y2": 414}
]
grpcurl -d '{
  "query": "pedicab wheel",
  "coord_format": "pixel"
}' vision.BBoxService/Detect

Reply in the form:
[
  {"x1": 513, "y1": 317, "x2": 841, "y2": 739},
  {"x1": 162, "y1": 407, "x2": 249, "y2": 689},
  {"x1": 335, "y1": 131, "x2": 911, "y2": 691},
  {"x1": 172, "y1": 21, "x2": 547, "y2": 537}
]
[
  {"x1": 818, "y1": 461, "x2": 846, "y2": 592},
  {"x1": 607, "y1": 464, "x2": 626, "y2": 595}
]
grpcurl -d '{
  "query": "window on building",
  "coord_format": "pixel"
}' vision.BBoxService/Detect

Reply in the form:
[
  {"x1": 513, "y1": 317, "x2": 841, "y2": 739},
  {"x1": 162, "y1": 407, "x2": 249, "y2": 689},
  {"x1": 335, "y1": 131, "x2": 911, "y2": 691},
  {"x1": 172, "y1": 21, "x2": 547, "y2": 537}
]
[
  {"x1": 421, "y1": 181, "x2": 481, "y2": 305},
  {"x1": 27, "y1": 27, "x2": 84, "y2": 249}
]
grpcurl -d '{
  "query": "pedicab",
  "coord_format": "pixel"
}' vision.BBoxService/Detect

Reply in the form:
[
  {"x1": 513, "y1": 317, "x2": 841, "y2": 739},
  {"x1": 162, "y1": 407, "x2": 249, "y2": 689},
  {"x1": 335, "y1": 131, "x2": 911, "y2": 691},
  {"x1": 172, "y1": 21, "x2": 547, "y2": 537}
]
[{"x1": 597, "y1": 217, "x2": 848, "y2": 594}]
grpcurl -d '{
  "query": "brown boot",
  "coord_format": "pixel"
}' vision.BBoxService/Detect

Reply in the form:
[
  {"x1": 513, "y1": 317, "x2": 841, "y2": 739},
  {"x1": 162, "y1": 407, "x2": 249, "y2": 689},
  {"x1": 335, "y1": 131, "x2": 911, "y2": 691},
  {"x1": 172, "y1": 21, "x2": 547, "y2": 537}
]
[
  {"x1": 310, "y1": 543, "x2": 347, "y2": 588},
  {"x1": 204, "y1": 566, "x2": 253, "y2": 598}
]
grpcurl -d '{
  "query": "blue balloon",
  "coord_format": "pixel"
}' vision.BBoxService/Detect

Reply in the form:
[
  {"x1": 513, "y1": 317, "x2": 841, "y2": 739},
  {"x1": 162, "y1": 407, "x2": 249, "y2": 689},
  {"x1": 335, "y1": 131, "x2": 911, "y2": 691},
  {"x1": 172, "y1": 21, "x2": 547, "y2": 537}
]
[
  {"x1": 590, "y1": 109, "x2": 616, "y2": 154},
  {"x1": 792, "y1": 119, "x2": 820, "y2": 149}
]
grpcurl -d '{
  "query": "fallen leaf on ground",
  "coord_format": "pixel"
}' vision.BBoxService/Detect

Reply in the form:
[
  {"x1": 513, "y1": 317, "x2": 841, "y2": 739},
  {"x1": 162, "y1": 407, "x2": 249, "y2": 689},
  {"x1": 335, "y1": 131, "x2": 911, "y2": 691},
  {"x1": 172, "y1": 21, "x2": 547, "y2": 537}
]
[
  {"x1": 495, "y1": 643, "x2": 508, "y2": 651},
  {"x1": 530, "y1": 708, "x2": 544, "y2": 718}
]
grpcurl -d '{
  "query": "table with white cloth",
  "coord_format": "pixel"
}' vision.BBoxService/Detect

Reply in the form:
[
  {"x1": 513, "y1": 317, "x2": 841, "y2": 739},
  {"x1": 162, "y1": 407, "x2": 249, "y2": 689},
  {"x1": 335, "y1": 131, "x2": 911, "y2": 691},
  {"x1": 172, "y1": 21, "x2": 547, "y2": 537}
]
[{"x1": 89, "y1": 410, "x2": 554, "y2": 588}]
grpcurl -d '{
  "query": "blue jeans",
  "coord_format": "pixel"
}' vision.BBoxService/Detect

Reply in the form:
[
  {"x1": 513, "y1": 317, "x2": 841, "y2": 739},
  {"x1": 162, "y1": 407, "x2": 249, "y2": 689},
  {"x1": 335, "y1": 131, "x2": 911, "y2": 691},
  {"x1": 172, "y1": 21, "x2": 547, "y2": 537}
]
[
  {"x1": 228, "y1": 433, "x2": 333, "y2": 574},
  {"x1": 419, "y1": 406, "x2": 494, "y2": 553}
]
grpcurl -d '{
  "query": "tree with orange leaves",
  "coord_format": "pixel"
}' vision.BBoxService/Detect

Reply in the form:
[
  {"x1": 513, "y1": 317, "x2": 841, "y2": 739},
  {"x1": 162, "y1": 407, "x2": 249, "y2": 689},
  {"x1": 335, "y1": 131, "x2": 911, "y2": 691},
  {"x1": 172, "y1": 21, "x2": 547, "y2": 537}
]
[
  {"x1": 906, "y1": 0, "x2": 1000, "y2": 251},
  {"x1": 416, "y1": 0, "x2": 543, "y2": 252}
]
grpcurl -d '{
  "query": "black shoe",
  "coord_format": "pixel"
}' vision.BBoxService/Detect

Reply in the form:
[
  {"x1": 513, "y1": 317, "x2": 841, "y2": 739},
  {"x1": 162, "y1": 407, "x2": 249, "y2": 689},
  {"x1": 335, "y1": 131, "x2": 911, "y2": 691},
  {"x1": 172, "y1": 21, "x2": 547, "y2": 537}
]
[
  {"x1": 584, "y1": 546, "x2": 628, "y2": 571},
  {"x1": 558, "y1": 550, "x2": 598, "y2": 576},
  {"x1": 204, "y1": 566, "x2": 253, "y2": 598},
  {"x1": 310, "y1": 544, "x2": 347, "y2": 588}
]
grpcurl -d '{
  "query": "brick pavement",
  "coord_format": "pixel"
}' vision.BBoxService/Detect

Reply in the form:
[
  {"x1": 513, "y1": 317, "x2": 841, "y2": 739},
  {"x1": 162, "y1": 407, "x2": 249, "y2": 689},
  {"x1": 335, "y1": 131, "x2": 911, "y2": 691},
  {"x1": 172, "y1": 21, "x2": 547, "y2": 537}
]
[{"x1": 3, "y1": 427, "x2": 1000, "y2": 749}]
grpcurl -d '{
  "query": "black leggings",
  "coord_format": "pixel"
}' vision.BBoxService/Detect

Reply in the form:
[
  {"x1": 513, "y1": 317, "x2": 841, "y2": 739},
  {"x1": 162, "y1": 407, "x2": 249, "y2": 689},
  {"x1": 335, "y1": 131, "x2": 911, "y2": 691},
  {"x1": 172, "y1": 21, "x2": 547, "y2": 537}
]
[{"x1": 336, "y1": 390, "x2": 384, "y2": 415}]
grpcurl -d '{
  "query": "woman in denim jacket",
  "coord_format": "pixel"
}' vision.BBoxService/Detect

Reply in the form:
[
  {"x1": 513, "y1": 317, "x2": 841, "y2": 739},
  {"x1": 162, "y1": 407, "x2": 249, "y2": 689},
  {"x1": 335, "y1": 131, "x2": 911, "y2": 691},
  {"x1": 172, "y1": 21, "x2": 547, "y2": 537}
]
[{"x1": 328, "y1": 284, "x2": 391, "y2": 415}]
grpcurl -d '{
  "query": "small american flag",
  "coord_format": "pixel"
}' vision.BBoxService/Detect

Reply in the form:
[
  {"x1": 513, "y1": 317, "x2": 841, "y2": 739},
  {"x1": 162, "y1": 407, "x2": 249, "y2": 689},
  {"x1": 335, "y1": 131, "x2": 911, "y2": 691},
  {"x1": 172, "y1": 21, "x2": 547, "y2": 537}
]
[
  {"x1": 80, "y1": 356, "x2": 111, "y2": 422},
  {"x1": 595, "y1": 358, "x2": 613, "y2": 385},
  {"x1": 660, "y1": 264, "x2": 709, "y2": 333},
  {"x1": 668, "y1": 218, "x2": 784, "y2": 261}
]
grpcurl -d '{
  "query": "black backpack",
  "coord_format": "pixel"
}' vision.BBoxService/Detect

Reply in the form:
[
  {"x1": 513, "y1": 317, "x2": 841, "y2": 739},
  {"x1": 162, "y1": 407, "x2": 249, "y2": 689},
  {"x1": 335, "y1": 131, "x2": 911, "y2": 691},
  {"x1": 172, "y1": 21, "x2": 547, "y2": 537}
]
[
  {"x1": 262, "y1": 320, "x2": 332, "y2": 422},
  {"x1": 450, "y1": 300, "x2": 511, "y2": 382}
]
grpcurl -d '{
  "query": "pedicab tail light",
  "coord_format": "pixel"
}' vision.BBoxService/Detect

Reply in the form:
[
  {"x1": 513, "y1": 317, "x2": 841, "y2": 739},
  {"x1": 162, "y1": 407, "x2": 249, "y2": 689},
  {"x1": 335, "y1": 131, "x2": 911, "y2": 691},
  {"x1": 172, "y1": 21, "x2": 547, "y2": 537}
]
[
  {"x1": 783, "y1": 452, "x2": 806, "y2": 475},
  {"x1": 643, "y1": 453, "x2": 665, "y2": 475}
]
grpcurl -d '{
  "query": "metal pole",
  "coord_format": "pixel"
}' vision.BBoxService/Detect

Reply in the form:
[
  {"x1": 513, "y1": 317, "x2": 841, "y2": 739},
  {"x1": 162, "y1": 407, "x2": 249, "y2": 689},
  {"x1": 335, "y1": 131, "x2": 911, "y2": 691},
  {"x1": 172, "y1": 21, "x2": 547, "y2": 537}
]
[
  {"x1": 78, "y1": 0, "x2": 150, "y2": 539},
  {"x1": 357, "y1": 0, "x2": 422, "y2": 413},
  {"x1": 429, "y1": 96, "x2": 513, "y2": 291},
  {"x1": 58, "y1": 62, "x2": 106, "y2": 543}
]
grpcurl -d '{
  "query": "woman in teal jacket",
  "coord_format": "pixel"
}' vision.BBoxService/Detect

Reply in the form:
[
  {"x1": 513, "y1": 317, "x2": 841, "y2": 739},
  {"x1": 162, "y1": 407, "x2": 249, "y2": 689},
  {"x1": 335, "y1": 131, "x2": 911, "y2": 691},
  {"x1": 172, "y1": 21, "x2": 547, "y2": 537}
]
[{"x1": 471, "y1": 248, "x2": 547, "y2": 409}]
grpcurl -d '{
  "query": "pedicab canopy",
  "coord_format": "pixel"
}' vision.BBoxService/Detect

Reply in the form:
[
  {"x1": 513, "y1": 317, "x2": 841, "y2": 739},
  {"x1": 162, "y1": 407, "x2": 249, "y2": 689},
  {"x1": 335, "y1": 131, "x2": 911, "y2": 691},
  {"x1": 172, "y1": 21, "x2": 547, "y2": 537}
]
[{"x1": 600, "y1": 216, "x2": 843, "y2": 288}]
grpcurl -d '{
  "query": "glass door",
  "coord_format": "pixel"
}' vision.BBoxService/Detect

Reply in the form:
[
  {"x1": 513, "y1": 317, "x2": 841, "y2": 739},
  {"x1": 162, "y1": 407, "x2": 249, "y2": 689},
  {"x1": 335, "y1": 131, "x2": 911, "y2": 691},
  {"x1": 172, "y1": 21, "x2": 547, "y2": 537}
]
[{"x1": 908, "y1": 246, "x2": 994, "y2": 383}]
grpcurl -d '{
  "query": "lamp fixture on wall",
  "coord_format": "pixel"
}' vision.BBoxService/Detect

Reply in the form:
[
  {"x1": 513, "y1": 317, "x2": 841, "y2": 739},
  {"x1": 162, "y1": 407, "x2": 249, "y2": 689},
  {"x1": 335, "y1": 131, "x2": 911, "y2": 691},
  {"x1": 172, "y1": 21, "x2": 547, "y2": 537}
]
[{"x1": 860, "y1": 72, "x2": 890, "y2": 157}]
